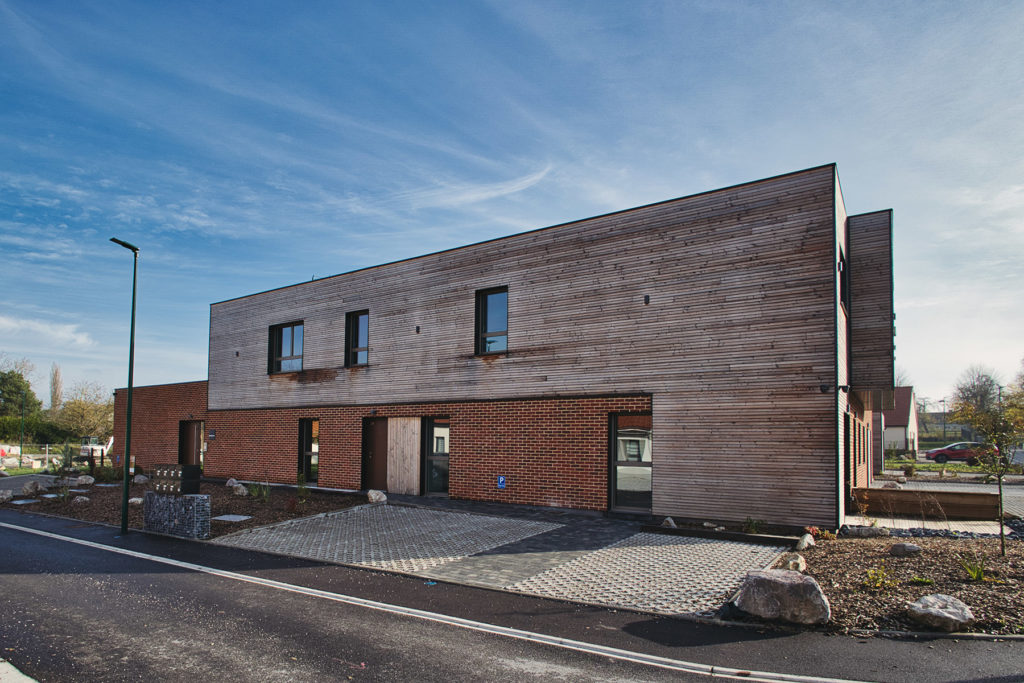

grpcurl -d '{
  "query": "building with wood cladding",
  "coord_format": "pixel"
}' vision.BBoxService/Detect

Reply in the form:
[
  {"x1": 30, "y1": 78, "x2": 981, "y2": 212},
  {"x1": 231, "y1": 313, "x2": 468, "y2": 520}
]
[{"x1": 113, "y1": 163, "x2": 895, "y2": 529}]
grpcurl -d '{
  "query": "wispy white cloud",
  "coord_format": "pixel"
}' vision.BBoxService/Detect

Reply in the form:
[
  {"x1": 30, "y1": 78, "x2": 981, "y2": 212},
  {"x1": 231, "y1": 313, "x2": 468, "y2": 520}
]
[{"x1": 0, "y1": 315, "x2": 95, "y2": 349}]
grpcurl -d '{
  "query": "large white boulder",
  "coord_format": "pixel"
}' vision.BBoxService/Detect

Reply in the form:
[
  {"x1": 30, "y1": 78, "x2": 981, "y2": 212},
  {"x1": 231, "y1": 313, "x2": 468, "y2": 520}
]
[
  {"x1": 76, "y1": 475, "x2": 95, "y2": 486},
  {"x1": 367, "y1": 489, "x2": 387, "y2": 504},
  {"x1": 735, "y1": 569, "x2": 831, "y2": 625},
  {"x1": 794, "y1": 533, "x2": 816, "y2": 550},
  {"x1": 0, "y1": 490, "x2": 13, "y2": 503},
  {"x1": 906, "y1": 594, "x2": 974, "y2": 632},
  {"x1": 133, "y1": 474, "x2": 149, "y2": 484},
  {"x1": 232, "y1": 484, "x2": 249, "y2": 496}
]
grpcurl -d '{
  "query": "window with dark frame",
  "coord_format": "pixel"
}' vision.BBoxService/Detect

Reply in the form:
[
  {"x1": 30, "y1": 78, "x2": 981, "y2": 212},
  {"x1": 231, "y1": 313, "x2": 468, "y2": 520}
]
[
  {"x1": 345, "y1": 310, "x2": 369, "y2": 366},
  {"x1": 475, "y1": 286, "x2": 508, "y2": 355},
  {"x1": 268, "y1": 321, "x2": 303, "y2": 373},
  {"x1": 838, "y1": 248, "x2": 850, "y2": 311}
]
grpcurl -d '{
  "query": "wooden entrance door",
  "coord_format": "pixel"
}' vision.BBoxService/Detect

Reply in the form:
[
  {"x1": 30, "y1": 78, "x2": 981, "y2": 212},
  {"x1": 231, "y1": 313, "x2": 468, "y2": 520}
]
[
  {"x1": 362, "y1": 417, "x2": 388, "y2": 490},
  {"x1": 178, "y1": 421, "x2": 204, "y2": 468}
]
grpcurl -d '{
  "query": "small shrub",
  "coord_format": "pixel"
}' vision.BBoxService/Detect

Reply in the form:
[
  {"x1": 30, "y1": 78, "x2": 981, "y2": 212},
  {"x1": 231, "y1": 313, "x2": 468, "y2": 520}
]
[
  {"x1": 803, "y1": 525, "x2": 820, "y2": 538},
  {"x1": 862, "y1": 562, "x2": 899, "y2": 590},
  {"x1": 959, "y1": 553, "x2": 987, "y2": 581},
  {"x1": 909, "y1": 576, "x2": 934, "y2": 586},
  {"x1": 93, "y1": 466, "x2": 123, "y2": 483},
  {"x1": 251, "y1": 482, "x2": 271, "y2": 503},
  {"x1": 296, "y1": 473, "x2": 309, "y2": 503},
  {"x1": 742, "y1": 517, "x2": 763, "y2": 534},
  {"x1": 819, "y1": 529, "x2": 837, "y2": 541},
  {"x1": 903, "y1": 463, "x2": 916, "y2": 477}
]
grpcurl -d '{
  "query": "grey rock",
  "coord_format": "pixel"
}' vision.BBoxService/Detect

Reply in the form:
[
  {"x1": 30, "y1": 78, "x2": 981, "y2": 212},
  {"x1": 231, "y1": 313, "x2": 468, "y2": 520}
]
[
  {"x1": 128, "y1": 497, "x2": 143, "y2": 505},
  {"x1": 896, "y1": 476, "x2": 908, "y2": 483},
  {"x1": 232, "y1": 484, "x2": 249, "y2": 496},
  {"x1": 2, "y1": 457, "x2": 19, "y2": 468},
  {"x1": 133, "y1": 474, "x2": 149, "y2": 484},
  {"x1": 907, "y1": 594, "x2": 974, "y2": 632},
  {"x1": 0, "y1": 489, "x2": 12, "y2": 503},
  {"x1": 0, "y1": 469, "x2": 9, "y2": 477},
  {"x1": 21, "y1": 480, "x2": 46, "y2": 496},
  {"x1": 881, "y1": 482, "x2": 902, "y2": 490},
  {"x1": 661, "y1": 517, "x2": 677, "y2": 528},
  {"x1": 735, "y1": 569, "x2": 831, "y2": 625},
  {"x1": 845, "y1": 526, "x2": 890, "y2": 537},
  {"x1": 889, "y1": 542, "x2": 922, "y2": 557},
  {"x1": 76, "y1": 475, "x2": 95, "y2": 486},
  {"x1": 702, "y1": 522, "x2": 717, "y2": 528},
  {"x1": 780, "y1": 553, "x2": 807, "y2": 572},
  {"x1": 714, "y1": 526, "x2": 726, "y2": 532},
  {"x1": 367, "y1": 489, "x2": 387, "y2": 503},
  {"x1": 71, "y1": 496, "x2": 90, "y2": 505},
  {"x1": 795, "y1": 533, "x2": 816, "y2": 550},
  {"x1": 226, "y1": 478, "x2": 238, "y2": 487}
]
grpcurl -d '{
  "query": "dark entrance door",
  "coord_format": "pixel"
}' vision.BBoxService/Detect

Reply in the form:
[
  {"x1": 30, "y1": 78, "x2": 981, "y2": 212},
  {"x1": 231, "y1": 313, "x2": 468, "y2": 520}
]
[
  {"x1": 423, "y1": 417, "x2": 449, "y2": 496},
  {"x1": 362, "y1": 417, "x2": 388, "y2": 490},
  {"x1": 178, "y1": 420, "x2": 204, "y2": 468},
  {"x1": 610, "y1": 413, "x2": 652, "y2": 512},
  {"x1": 299, "y1": 418, "x2": 318, "y2": 484}
]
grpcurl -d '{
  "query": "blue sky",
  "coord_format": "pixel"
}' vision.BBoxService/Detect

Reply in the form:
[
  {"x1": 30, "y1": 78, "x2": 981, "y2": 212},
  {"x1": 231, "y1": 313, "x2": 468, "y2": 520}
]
[{"x1": 1, "y1": 0, "x2": 1022, "y2": 409}]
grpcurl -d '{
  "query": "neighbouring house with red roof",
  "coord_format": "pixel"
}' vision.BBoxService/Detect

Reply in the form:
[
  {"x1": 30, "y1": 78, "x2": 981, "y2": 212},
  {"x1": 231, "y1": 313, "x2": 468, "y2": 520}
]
[{"x1": 882, "y1": 386, "x2": 918, "y2": 454}]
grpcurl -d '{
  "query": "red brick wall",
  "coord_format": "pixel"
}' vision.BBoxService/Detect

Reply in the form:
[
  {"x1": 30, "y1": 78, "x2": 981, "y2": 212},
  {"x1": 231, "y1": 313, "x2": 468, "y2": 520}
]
[
  {"x1": 112, "y1": 381, "x2": 209, "y2": 470},
  {"x1": 114, "y1": 382, "x2": 649, "y2": 511}
]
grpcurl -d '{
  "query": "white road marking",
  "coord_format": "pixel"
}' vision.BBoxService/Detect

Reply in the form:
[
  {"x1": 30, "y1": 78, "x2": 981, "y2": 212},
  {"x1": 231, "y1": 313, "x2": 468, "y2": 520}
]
[{"x1": 0, "y1": 521, "x2": 864, "y2": 683}]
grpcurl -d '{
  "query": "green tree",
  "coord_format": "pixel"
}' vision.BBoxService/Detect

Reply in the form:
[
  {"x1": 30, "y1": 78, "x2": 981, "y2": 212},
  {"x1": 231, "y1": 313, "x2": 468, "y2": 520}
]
[
  {"x1": 952, "y1": 386, "x2": 1024, "y2": 556},
  {"x1": 0, "y1": 370, "x2": 42, "y2": 418},
  {"x1": 953, "y1": 365, "x2": 1000, "y2": 416},
  {"x1": 59, "y1": 381, "x2": 113, "y2": 439}
]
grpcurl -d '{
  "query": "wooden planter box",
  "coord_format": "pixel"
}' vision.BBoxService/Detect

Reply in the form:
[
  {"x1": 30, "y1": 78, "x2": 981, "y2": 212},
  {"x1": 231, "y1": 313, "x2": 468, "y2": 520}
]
[{"x1": 852, "y1": 487, "x2": 1000, "y2": 521}]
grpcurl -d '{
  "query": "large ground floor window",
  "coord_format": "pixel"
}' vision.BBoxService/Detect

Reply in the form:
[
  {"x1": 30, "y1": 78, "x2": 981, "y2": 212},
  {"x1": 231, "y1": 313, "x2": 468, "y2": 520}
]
[{"x1": 610, "y1": 413, "x2": 652, "y2": 512}]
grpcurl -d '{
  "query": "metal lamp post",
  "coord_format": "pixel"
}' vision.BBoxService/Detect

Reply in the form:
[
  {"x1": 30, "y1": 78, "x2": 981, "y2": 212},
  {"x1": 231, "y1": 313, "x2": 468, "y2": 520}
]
[
  {"x1": 111, "y1": 237, "x2": 139, "y2": 535},
  {"x1": 20, "y1": 390, "x2": 25, "y2": 468}
]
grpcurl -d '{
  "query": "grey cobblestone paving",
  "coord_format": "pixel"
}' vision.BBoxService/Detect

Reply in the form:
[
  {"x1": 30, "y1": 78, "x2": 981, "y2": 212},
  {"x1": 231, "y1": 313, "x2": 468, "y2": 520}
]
[
  {"x1": 213, "y1": 500, "x2": 787, "y2": 617},
  {"x1": 213, "y1": 504, "x2": 561, "y2": 573},
  {"x1": 426, "y1": 519, "x2": 637, "y2": 587},
  {"x1": 507, "y1": 532, "x2": 786, "y2": 616}
]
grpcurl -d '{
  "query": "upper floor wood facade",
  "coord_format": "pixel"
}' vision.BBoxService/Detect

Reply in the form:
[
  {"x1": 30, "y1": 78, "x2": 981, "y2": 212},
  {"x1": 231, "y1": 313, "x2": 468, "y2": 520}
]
[{"x1": 207, "y1": 164, "x2": 895, "y2": 526}]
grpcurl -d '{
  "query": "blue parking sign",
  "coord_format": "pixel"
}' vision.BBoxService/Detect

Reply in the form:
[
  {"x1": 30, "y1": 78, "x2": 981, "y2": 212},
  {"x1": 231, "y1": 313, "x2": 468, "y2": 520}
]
[{"x1": 497, "y1": 475, "x2": 506, "y2": 489}]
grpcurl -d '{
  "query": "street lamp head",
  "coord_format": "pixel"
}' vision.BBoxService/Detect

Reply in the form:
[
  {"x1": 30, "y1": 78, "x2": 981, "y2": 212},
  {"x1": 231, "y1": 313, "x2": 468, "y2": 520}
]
[{"x1": 110, "y1": 237, "x2": 139, "y2": 253}]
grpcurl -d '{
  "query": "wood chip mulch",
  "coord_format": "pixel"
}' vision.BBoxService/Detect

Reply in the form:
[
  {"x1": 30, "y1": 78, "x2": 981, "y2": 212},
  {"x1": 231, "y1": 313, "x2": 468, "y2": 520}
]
[
  {"x1": 792, "y1": 536, "x2": 1024, "y2": 635},
  {"x1": 2, "y1": 480, "x2": 365, "y2": 538}
]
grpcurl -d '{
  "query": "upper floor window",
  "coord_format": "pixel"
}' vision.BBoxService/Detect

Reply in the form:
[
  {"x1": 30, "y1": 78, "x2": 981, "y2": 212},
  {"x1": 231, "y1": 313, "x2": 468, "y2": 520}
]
[
  {"x1": 475, "y1": 286, "x2": 507, "y2": 354},
  {"x1": 345, "y1": 310, "x2": 369, "y2": 367},
  {"x1": 838, "y1": 248, "x2": 850, "y2": 311},
  {"x1": 269, "y1": 321, "x2": 303, "y2": 373}
]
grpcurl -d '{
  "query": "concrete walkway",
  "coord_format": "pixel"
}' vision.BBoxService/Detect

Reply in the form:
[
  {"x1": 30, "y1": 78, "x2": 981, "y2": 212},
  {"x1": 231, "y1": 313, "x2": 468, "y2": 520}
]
[
  {"x1": 0, "y1": 474, "x2": 55, "y2": 492},
  {"x1": 214, "y1": 501, "x2": 787, "y2": 617},
  {"x1": 845, "y1": 514, "x2": 1011, "y2": 534}
]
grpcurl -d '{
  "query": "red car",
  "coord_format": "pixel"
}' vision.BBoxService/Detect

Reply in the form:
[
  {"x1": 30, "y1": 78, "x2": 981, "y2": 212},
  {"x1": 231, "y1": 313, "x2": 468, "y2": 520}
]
[{"x1": 924, "y1": 441, "x2": 996, "y2": 464}]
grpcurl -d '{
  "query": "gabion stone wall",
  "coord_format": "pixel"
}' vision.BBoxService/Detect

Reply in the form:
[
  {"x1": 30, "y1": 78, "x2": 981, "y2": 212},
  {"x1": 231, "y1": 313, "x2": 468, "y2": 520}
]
[{"x1": 143, "y1": 491, "x2": 211, "y2": 539}]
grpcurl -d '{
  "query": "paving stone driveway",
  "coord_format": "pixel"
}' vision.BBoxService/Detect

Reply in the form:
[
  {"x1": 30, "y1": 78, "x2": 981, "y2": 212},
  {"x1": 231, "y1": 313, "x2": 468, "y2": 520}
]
[{"x1": 214, "y1": 503, "x2": 786, "y2": 616}]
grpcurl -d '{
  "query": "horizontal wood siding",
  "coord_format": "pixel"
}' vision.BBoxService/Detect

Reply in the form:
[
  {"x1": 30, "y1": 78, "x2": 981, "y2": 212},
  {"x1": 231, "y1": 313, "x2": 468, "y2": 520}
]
[
  {"x1": 209, "y1": 165, "x2": 849, "y2": 526},
  {"x1": 848, "y1": 210, "x2": 894, "y2": 391}
]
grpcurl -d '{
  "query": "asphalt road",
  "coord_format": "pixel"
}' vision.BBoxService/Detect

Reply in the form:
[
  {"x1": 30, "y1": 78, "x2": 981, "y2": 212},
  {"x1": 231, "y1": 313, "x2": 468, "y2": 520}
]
[{"x1": 2, "y1": 510, "x2": 1023, "y2": 682}]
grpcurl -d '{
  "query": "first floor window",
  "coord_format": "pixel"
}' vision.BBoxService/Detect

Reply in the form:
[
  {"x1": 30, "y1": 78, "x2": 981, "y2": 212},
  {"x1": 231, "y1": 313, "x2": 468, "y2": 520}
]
[
  {"x1": 346, "y1": 310, "x2": 369, "y2": 366},
  {"x1": 269, "y1": 321, "x2": 303, "y2": 373},
  {"x1": 475, "y1": 286, "x2": 508, "y2": 354}
]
